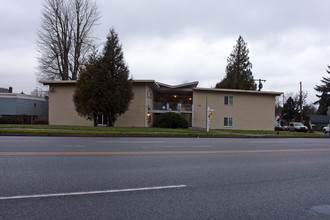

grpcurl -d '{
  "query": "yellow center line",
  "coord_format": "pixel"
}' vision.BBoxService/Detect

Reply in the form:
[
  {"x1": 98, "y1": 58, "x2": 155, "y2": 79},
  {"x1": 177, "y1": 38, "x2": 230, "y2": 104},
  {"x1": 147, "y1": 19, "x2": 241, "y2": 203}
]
[{"x1": 0, "y1": 148, "x2": 330, "y2": 156}]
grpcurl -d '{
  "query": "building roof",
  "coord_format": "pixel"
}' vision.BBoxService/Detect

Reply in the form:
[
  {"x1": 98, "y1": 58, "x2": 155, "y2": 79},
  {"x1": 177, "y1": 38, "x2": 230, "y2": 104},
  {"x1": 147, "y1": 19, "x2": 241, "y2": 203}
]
[
  {"x1": 157, "y1": 81, "x2": 199, "y2": 89},
  {"x1": 310, "y1": 115, "x2": 330, "y2": 124},
  {"x1": 0, "y1": 88, "x2": 9, "y2": 93},
  {"x1": 194, "y1": 87, "x2": 283, "y2": 96},
  {"x1": 40, "y1": 79, "x2": 282, "y2": 96},
  {"x1": 40, "y1": 80, "x2": 199, "y2": 88},
  {"x1": 40, "y1": 80, "x2": 78, "y2": 85},
  {"x1": 0, "y1": 93, "x2": 47, "y2": 101}
]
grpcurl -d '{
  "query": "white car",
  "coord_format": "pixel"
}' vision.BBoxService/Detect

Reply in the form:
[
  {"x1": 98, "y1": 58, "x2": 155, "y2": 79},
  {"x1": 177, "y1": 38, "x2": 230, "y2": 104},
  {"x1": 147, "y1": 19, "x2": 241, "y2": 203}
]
[
  {"x1": 289, "y1": 122, "x2": 308, "y2": 132},
  {"x1": 323, "y1": 124, "x2": 330, "y2": 134}
]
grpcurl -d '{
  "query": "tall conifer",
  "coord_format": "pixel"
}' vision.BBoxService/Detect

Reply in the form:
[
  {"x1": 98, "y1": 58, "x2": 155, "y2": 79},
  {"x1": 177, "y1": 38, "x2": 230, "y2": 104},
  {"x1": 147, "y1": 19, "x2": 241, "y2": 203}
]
[
  {"x1": 216, "y1": 36, "x2": 256, "y2": 90},
  {"x1": 74, "y1": 28, "x2": 133, "y2": 126},
  {"x1": 314, "y1": 66, "x2": 330, "y2": 115}
]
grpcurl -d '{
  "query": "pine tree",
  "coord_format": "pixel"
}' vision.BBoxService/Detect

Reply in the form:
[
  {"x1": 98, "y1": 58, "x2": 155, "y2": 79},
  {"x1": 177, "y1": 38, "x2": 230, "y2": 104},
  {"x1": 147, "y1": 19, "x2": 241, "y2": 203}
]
[
  {"x1": 282, "y1": 97, "x2": 300, "y2": 122},
  {"x1": 314, "y1": 66, "x2": 330, "y2": 115},
  {"x1": 216, "y1": 36, "x2": 256, "y2": 90},
  {"x1": 74, "y1": 28, "x2": 133, "y2": 126}
]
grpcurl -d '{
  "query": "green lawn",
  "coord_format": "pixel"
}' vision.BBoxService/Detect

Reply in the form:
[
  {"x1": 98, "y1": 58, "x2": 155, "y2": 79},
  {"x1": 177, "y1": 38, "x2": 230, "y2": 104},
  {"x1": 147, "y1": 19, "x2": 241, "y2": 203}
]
[
  {"x1": 0, "y1": 124, "x2": 221, "y2": 136},
  {"x1": 0, "y1": 124, "x2": 328, "y2": 137},
  {"x1": 216, "y1": 129, "x2": 326, "y2": 136}
]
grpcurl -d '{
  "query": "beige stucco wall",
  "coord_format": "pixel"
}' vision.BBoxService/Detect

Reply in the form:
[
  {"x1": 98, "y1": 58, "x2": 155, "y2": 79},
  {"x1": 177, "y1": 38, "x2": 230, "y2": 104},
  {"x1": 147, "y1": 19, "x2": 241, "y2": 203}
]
[
  {"x1": 48, "y1": 84, "x2": 93, "y2": 126},
  {"x1": 115, "y1": 83, "x2": 148, "y2": 127},
  {"x1": 47, "y1": 82, "x2": 151, "y2": 127},
  {"x1": 46, "y1": 81, "x2": 278, "y2": 130},
  {"x1": 193, "y1": 90, "x2": 277, "y2": 130}
]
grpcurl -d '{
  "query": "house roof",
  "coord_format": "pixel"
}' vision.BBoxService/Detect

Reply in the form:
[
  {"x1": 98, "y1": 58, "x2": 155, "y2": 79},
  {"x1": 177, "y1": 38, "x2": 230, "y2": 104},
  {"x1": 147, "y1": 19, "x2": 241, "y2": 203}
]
[
  {"x1": 310, "y1": 115, "x2": 330, "y2": 124},
  {"x1": 0, "y1": 88, "x2": 9, "y2": 93}
]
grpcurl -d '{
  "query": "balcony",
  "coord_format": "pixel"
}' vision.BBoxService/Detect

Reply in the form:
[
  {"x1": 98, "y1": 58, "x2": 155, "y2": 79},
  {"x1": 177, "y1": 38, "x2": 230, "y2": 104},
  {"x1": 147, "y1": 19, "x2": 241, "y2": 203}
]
[{"x1": 151, "y1": 102, "x2": 192, "y2": 113}]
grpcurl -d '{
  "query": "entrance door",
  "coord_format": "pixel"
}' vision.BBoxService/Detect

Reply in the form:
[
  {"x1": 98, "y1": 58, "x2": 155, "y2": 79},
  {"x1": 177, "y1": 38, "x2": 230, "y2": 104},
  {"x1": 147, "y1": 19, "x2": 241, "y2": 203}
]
[{"x1": 97, "y1": 114, "x2": 108, "y2": 126}]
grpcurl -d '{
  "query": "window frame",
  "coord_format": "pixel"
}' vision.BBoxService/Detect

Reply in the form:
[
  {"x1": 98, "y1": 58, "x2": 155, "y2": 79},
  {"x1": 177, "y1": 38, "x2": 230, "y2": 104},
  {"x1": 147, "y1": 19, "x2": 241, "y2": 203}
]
[
  {"x1": 224, "y1": 96, "x2": 233, "y2": 106},
  {"x1": 224, "y1": 117, "x2": 233, "y2": 127}
]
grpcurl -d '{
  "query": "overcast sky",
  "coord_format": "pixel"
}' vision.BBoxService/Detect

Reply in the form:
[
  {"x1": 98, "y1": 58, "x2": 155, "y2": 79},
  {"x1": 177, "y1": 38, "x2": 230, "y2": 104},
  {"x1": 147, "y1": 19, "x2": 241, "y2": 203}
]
[{"x1": 1, "y1": 0, "x2": 330, "y2": 104}]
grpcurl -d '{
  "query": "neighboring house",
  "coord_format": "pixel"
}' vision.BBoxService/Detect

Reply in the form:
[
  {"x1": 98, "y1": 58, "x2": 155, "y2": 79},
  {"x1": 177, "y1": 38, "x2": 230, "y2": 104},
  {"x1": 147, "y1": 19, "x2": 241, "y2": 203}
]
[
  {"x1": 41, "y1": 80, "x2": 282, "y2": 130},
  {"x1": 0, "y1": 87, "x2": 11, "y2": 93},
  {"x1": 310, "y1": 115, "x2": 330, "y2": 128},
  {"x1": 0, "y1": 90, "x2": 49, "y2": 123}
]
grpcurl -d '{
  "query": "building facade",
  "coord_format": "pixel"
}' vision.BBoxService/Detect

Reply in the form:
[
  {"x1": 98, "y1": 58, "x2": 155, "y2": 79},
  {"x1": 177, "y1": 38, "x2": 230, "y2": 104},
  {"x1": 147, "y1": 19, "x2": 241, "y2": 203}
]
[
  {"x1": 0, "y1": 92, "x2": 48, "y2": 123},
  {"x1": 41, "y1": 80, "x2": 282, "y2": 130}
]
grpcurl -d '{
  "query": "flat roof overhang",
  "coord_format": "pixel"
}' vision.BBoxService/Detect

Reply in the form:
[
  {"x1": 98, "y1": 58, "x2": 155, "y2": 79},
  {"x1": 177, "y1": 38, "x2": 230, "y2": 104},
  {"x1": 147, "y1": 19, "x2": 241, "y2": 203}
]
[{"x1": 193, "y1": 88, "x2": 283, "y2": 96}]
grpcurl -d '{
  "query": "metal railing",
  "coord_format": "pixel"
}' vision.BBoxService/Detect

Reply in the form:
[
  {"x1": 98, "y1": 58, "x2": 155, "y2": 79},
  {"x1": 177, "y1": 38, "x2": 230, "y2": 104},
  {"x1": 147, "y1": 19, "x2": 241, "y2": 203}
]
[{"x1": 152, "y1": 102, "x2": 192, "y2": 112}]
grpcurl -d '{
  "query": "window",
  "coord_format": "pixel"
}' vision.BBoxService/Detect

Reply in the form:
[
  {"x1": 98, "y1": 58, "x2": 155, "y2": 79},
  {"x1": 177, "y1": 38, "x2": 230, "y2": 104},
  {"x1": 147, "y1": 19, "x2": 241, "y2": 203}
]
[
  {"x1": 224, "y1": 96, "x2": 233, "y2": 105},
  {"x1": 224, "y1": 117, "x2": 233, "y2": 127},
  {"x1": 97, "y1": 114, "x2": 108, "y2": 125}
]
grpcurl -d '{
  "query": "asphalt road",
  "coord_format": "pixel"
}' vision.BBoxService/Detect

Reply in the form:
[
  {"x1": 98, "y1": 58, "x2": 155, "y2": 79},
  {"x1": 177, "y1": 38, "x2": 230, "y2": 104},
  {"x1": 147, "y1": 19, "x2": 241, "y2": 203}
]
[{"x1": 0, "y1": 137, "x2": 329, "y2": 219}]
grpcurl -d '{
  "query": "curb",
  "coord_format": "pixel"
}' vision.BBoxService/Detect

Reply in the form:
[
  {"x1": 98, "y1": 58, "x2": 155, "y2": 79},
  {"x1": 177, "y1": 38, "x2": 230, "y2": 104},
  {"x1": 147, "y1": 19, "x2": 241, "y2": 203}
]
[{"x1": 1, "y1": 131, "x2": 330, "y2": 138}]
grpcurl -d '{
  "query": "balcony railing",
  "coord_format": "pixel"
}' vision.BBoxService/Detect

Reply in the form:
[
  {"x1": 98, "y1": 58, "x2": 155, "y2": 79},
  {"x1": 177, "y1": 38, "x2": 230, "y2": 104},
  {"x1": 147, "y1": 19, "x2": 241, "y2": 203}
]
[{"x1": 152, "y1": 102, "x2": 192, "y2": 112}]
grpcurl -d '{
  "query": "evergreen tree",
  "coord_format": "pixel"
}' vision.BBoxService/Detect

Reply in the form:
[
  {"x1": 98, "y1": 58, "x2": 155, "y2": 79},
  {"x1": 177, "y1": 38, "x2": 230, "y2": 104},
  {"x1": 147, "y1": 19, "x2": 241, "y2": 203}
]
[
  {"x1": 314, "y1": 66, "x2": 330, "y2": 115},
  {"x1": 282, "y1": 97, "x2": 299, "y2": 122},
  {"x1": 74, "y1": 28, "x2": 133, "y2": 126},
  {"x1": 216, "y1": 36, "x2": 256, "y2": 90}
]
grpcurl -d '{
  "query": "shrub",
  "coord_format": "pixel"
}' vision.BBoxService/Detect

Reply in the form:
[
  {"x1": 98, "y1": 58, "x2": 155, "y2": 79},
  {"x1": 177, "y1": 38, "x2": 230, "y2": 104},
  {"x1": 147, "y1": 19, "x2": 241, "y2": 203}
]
[
  {"x1": 153, "y1": 112, "x2": 189, "y2": 128},
  {"x1": 34, "y1": 118, "x2": 49, "y2": 125},
  {"x1": 0, "y1": 116, "x2": 23, "y2": 124}
]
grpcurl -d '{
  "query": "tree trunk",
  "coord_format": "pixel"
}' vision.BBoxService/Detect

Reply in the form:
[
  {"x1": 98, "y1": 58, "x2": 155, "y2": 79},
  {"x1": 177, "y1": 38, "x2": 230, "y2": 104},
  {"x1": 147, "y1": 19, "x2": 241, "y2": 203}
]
[{"x1": 93, "y1": 113, "x2": 97, "y2": 126}]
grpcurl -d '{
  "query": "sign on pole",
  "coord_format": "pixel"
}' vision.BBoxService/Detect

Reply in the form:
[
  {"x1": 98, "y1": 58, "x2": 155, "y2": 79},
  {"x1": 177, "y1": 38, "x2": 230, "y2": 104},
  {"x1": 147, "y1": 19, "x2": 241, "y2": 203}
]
[{"x1": 206, "y1": 107, "x2": 215, "y2": 132}]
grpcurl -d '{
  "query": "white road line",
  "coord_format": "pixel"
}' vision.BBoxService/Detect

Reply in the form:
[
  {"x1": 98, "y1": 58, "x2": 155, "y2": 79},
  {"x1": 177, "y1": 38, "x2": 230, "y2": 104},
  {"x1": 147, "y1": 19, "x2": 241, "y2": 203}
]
[
  {"x1": 0, "y1": 185, "x2": 187, "y2": 200},
  {"x1": 97, "y1": 141, "x2": 163, "y2": 144},
  {"x1": 248, "y1": 141, "x2": 289, "y2": 144}
]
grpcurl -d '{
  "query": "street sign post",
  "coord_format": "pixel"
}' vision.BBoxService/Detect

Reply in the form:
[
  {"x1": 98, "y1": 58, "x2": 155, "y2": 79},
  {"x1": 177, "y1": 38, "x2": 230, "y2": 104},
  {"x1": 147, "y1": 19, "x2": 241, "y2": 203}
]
[{"x1": 206, "y1": 107, "x2": 215, "y2": 132}]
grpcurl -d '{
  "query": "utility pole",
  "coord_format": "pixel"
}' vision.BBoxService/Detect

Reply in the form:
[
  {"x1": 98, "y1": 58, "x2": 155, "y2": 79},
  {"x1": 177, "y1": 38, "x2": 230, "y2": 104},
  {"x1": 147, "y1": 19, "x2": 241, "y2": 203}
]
[
  {"x1": 206, "y1": 96, "x2": 208, "y2": 132},
  {"x1": 254, "y1": 79, "x2": 266, "y2": 91},
  {"x1": 300, "y1": 81, "x2": 303, "y2": 123}
]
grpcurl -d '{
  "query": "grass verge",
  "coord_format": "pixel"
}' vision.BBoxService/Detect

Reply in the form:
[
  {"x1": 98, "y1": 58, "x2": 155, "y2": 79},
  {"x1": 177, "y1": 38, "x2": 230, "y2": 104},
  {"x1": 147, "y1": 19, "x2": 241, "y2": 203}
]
[
  {"x1": 216, "y1": 129, "x2": 327, "y2": 136},
  {"x1": 0, "y1": 125, "x2": 328, "y2": 137},
  {"x1": 0, "y1": 124, "x2": 221, "y2": 136}
]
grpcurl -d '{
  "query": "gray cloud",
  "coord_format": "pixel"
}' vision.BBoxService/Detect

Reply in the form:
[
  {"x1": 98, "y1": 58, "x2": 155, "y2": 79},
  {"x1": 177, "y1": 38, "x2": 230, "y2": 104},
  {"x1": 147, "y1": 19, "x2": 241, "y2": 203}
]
[{"x1": 1, "y1": 0, "x2": 330, "y2": 103}]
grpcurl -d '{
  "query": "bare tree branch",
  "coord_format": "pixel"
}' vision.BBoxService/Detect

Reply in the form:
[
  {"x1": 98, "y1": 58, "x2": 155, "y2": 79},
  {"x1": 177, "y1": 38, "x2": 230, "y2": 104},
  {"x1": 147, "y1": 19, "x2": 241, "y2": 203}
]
[{"x1": 37, "y1": 0, "x2": 100, "y2": 80}]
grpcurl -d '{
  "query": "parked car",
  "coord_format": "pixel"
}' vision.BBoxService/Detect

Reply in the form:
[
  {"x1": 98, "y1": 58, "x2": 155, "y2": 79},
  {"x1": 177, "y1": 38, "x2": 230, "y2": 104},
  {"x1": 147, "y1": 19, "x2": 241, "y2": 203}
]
[
  {"x1": 289, "y1": 122, "x2": 308, "y2": 132},
  {"x1": 275, "y1": 124, "x2": 283, "y2": 131},
  {"x1": 323, "y1": 124, "x2": 330, "y2": 134}
]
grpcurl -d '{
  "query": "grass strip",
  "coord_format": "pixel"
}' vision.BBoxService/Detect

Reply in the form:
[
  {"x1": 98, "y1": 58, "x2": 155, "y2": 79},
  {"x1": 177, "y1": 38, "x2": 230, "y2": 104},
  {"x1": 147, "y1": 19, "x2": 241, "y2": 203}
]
[
  {"x1": 0, "y1": 125, "x2": 221, "y2": 136},
  {"x1": 216, "y1": 129, "x2": 326, "y2": 136}
]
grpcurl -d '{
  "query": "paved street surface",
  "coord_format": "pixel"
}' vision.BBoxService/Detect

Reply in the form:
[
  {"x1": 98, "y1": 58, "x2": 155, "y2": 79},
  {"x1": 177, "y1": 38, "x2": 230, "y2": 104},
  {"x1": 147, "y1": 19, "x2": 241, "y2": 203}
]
[{"x1": 0, "y1": 137, "x2": 329, "y2": 219}]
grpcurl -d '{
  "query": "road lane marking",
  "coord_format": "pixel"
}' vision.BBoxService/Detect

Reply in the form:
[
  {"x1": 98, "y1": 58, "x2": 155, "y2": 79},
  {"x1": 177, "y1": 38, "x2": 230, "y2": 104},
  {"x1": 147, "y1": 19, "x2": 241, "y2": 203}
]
[
  {"x1": 0, "y1": 148, "x2": 330, "y2": 156},
  {"x1": 248, "y1": 140, "x2": 290, "y2": 144},
  {"x1": 0, "y1": 185, "x2": 187, "y2": 200},
  {"x1": 97, "y1": 140, "x2": 164, "y2": 144}
]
